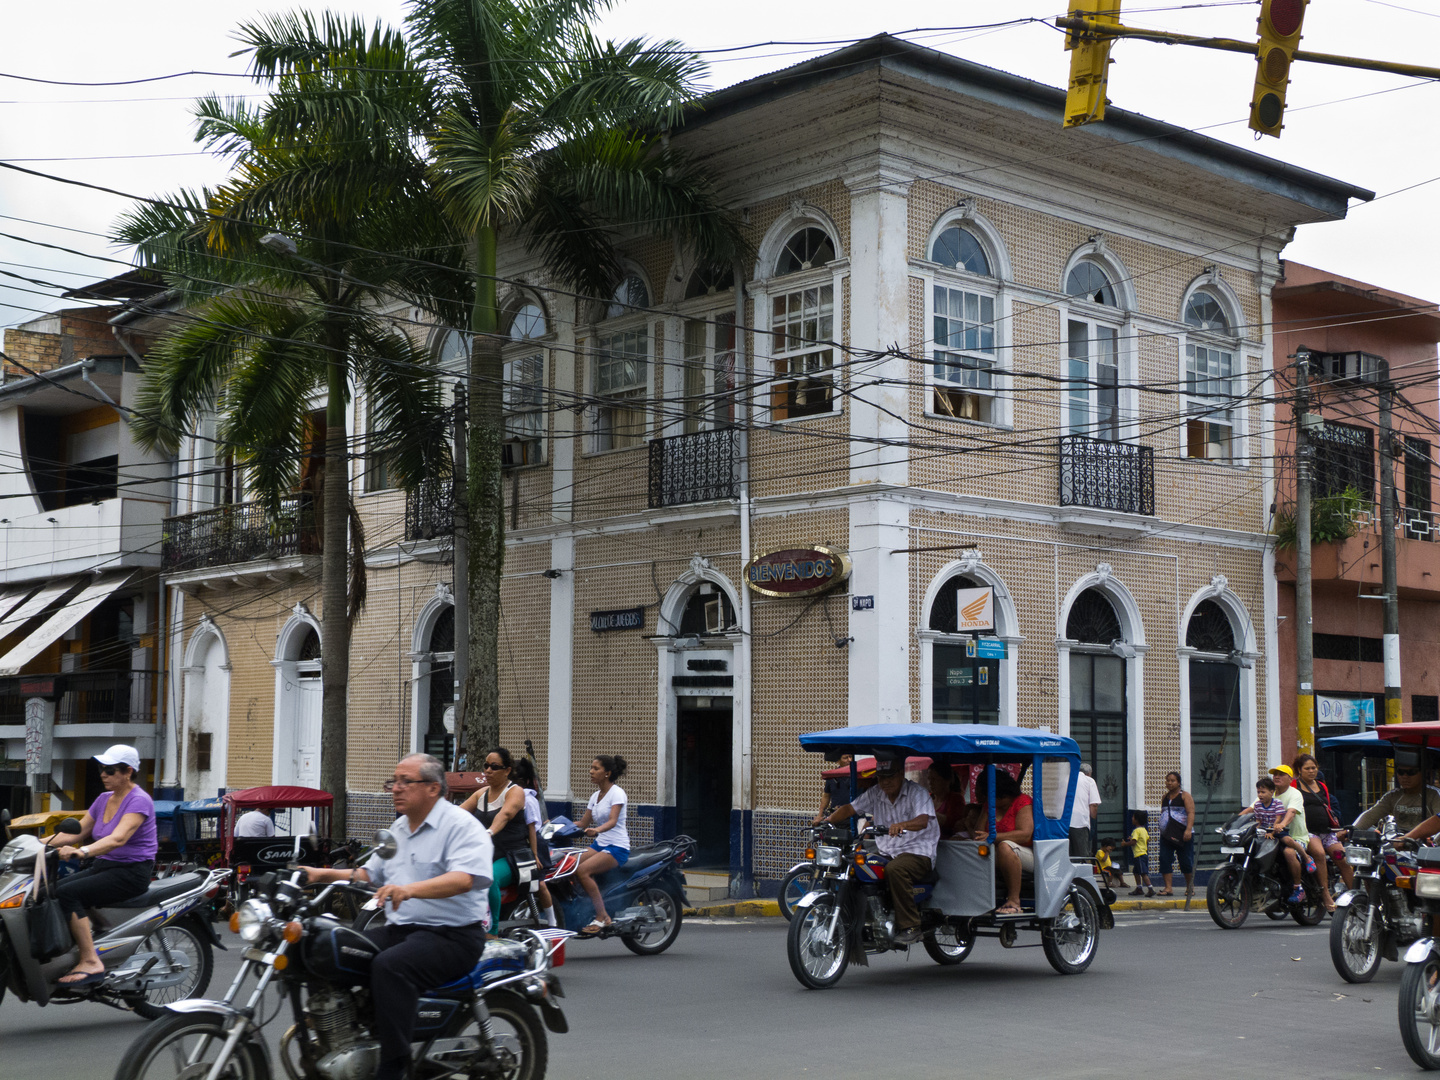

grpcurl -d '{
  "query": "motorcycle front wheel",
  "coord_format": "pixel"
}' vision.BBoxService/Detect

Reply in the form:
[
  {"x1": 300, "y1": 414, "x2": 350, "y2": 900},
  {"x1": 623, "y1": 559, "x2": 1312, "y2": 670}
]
[
  {"x1": 125, "y1": 923, "x2": 215, "y2": 1020},
  {"x1": 778, "y1": 865, "x2": 814, "y2": 922},
  {"x1": 425, "y1": 988, "x2": 547, "y2": 1080},
  {"x1": 787, "y1": 893, "x2": 849, "y2": 989},
  {"x1": 1399, "y1": 956, "x2": 1440, "y2": 1070},
  {"x1": 1206, "y1": 865, "x2": 1250, "y2": 929},
  {"x1": 115, "y1": 1010, "x2": 266, "y2": 1080},
  {"x1": 1330, "y1": 892, "x2": 1383, "y2": 983},
  {"x1": 620, "y1": 885, "x2": 683, "y2": 956},
  {"x1": 1042, "y1": 889, "x2": 1100, "y2": 975}
]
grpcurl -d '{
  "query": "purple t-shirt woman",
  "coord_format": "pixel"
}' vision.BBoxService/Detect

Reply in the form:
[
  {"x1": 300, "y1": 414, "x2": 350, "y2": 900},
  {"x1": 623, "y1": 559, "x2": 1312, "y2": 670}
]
[{"x1": 89, "y1": 786, "x2": 158, "y2": 862}]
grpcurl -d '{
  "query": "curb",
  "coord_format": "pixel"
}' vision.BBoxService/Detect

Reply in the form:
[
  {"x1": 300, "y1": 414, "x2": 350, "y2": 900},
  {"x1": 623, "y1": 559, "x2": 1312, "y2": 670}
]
[{"x1": 685, "y1": 896, "x2": 1203, "y2": 918}]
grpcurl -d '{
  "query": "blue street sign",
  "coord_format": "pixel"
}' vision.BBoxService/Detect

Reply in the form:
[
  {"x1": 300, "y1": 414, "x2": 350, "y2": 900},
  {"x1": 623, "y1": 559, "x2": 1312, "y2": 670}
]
[{"x1": 965, "y1": 638, "x2": 1006, "y2": 660}]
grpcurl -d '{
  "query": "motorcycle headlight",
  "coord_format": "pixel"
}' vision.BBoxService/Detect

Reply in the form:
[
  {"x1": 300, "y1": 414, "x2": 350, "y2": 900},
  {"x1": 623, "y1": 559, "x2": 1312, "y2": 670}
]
[
  {"x1": 815, "y1": 845, "x2": 842, "y2": 869},
  {"x1": 1344, "y1": 845, "x2": 1373, "y2": 868},
  {"x1": 1416, "y1": 872, "x2": 1440, "y2": 900},
  {"x1": 236, "y1": 899, "x2": 275, "y2": 943}
]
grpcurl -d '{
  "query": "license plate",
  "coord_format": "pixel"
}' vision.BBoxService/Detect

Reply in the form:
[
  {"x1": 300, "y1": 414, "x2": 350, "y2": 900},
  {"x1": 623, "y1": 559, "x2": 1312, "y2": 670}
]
[{"x1": 1219, "y1": 846, "x2": 1245, "y2": 855}]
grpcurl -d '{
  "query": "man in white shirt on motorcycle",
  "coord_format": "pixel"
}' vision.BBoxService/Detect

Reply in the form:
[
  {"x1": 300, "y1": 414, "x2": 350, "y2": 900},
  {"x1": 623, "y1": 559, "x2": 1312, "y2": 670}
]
[{"x1": 821, "y1": 753, "x2": 939, "y2": 945}]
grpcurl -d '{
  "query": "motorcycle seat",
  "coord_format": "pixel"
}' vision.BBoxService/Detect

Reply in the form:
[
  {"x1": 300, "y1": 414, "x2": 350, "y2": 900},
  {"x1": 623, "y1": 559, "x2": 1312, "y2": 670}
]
[
  {"x1": 104, "y1": 871, "x2": 207, "y2": 908},
  {"x1": 620, "y1": 847, "x2": 672, "y2": 873}
]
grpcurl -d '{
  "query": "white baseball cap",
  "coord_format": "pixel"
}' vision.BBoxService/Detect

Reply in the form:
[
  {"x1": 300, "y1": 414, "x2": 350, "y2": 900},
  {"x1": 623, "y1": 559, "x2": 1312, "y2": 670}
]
[{"x1": 94, "y1": 744, "x2": 141, "y2": 770}]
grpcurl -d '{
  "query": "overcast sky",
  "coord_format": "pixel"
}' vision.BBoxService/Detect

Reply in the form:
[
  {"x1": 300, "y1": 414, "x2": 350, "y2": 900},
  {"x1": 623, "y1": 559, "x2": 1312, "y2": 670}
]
[{"x1": 2, "y1": 0, "x2": 1438, "y2": 331}]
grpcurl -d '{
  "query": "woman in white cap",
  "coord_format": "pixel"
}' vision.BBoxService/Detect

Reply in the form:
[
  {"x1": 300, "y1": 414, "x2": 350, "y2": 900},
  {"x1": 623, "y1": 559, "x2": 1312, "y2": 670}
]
[{"x1": 42, "y1": 744, "x2": 157, "y2": 985}]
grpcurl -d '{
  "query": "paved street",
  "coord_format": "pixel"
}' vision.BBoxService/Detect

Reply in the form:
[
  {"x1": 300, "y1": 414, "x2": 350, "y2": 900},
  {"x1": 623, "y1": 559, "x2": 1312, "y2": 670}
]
[{"x1": 0, "y1": 911, "x2": 1425, "y2": 1080}]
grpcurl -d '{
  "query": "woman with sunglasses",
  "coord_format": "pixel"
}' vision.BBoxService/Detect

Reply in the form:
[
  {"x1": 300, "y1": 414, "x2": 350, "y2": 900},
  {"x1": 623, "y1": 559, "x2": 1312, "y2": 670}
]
[
  {"x1": 459, "y1": 746, "x2": 528, "y2": 929},
  {"x1": 42, "y1": 744, "x2": 157, "y2": 985},
  {"x1": 1356, "y1": 751, "x2": 1440, "y2": 836}
]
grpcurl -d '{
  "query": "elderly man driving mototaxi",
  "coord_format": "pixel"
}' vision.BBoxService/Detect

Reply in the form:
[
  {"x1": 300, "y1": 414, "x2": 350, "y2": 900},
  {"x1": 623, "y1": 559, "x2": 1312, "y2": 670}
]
[{"x1": 821, "y1": 753, "x2": 939, "y2": 945}]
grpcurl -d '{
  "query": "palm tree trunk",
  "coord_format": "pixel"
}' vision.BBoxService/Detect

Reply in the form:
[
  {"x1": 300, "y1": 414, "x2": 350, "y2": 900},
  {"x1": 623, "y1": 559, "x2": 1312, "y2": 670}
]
[
  {"x1": 464, "y1": 226, "x2": 504, "y2": 756},
  {"x1": 320, "y1": 326, "x2": 350, "y2": 837}
]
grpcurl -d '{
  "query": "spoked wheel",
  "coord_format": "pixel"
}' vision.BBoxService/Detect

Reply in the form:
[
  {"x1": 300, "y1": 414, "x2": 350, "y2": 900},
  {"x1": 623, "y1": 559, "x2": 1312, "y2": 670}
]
[
  {"x1": 1042, "y1": 889, "x2": 1099, "y2": 975},
  {"x1": 778, "y1": 866, "x2": 815, "y2": 922},
  {"x1": 1207, "y1": 866, "x2": 1251, "y2": 929},
  {"x1": 620, "y1": 886, "x2": 683, "y2": 956},
  {"x1": 787, "y1": 893, "x2": 850, "y2": 989},
  {"x1": 922, "y1": 923, "x2": 974, "y2": 966},
  {"x1": 125, "y1": 923, "x2": 214, "y2": 1020},
  {"x1": 114, "y1": 1010, "x2": 265, "y2": 1080},
  {"x1": 422, "y1": 988, "x2": 547, "y2": 1080},
  {"x1": 1330, "y1": 893, "x2": 1383, "y2": 984},
  {"x1": 1399, "y1": 956, "x2": 1440, "y2": 1070},
  {"x1": 1291, "y1": 885, "x2": 1327, "y2": 927}
]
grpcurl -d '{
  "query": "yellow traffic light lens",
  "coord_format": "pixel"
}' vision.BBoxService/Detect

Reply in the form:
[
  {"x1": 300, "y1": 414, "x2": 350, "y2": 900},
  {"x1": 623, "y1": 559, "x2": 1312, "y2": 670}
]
[
  {"x1": 1257, "y1": 93, "x2": 1284, "y2": 129},
  {"x1": 1262, "y1": 47, "x2": 1290, "y2": 85}
]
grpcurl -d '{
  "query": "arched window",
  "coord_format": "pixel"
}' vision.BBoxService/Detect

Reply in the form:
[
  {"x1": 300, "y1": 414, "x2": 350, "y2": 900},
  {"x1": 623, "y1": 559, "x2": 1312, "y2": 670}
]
[
  {"x1": 930, "y1": 226, "x2": 991, "y2": 276},
  {"x1": 1066, "y1": 261, "x2": 1117, "y2": 307},
  {"x1": 678, "y1": 587, "x2": 736, "y2": 635},
  {"x1": 927, "y1": 575, "x2": 1000, "y2": 724},
  {"x1": 425, "y1": 605, "x2": 455, "y2": 760},
  {"x1": 1066, "y1": 589, "x2": 1121, "y2": 644},
  {"x1": 509, "y1": 302, "x2": 546, "y2": 340},
  {"x1": 606, "y1": 273, "x2": 649, "y2": 319},
  {"x1": 434, "y1": 328, "x2": 470, "y2": 371},
  {"x1": 1186, "y1": 599, "x2": 1235, "y2": 653},
  {"x1": 685, "y1": 264, "x2": 735, "y2": 300},
  {"x1": 1184, "y1": 291, "x2": 1229, "y2": 333},
  {"x1": 295, "y1": 625, "x2": 321, "y2": 661},
  {"x1": 774, "y1": 227, "x2": 835, "y2": 276}
]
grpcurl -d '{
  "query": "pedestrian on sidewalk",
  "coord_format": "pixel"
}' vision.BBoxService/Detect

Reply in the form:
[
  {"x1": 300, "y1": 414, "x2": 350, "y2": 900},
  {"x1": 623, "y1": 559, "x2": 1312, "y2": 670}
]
[
  {"x1": 1069, "y1": 763, "x2": 1101, "y2": 858},
  {"x1": 1121, "y1": 811, "x2": 1154, "y2": 896},
  {"x1": 1157, "y1": 772, "x2": 1195, "y2": 899}
]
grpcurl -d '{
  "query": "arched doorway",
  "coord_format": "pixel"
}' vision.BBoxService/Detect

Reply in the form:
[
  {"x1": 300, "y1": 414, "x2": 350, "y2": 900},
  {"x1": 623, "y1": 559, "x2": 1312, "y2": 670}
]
[
  {"x1": 927, "y1": 576, "x2": 1000, "y2": 724},
  {"x1": 273, "y1": 612, "x2": 322, "y2": 829},
  {"x1": 413, "y1": 604, "x2": 456, "y2": 767},
  {"x1": 1066, "y1": 588, "x2": 1128, "y2": 844},
  {"x1": 1186, "y1": 598, "x2": 1243, "y2": 858},
  {"x1": 182, "y1": 621, "x2": 229, "y2": 798}
]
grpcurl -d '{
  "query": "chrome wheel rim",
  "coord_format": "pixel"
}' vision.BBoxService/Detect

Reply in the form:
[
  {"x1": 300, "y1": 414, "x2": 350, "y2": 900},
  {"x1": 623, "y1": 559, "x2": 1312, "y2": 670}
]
[
  {"x1": 1414, "y1": 962, "x2": 1440, "y2": 1058},
  {"x1": 629, "y1": 889, "x2": 677, "y2": 947},
  {"x1": 1050, "y1": 894, "x2": 1097, "y2": 966},
  {"x1": 798, "y1": 900, "x2": 845, "y2": 981},
  {"x1": 1341, "y1": 900, "x2": 1380, "y2": 973}
]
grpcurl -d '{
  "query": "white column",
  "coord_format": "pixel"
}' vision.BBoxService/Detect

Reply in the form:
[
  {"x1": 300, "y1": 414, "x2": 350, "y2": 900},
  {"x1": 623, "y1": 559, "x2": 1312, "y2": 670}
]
[
  {"x1": 848, "y1": 496, "x2": 910, "y2": 725},
  {"x1": 1177, "y1": 647, "x2": 1193, "y2": 792},
  {"x1": 1056, "y1": 642, "x2": 1072, "y2": 738},
  {"x1": 546, "y1": 534, "x2": 574, "y2": 804},
  {"x1": 845, "y1": 155, "x2": 912, "y2": 488}
]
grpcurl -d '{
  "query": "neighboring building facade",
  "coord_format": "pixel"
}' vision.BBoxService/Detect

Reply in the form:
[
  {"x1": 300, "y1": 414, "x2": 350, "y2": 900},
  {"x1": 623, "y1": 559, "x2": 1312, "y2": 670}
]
[
  {"x1": 142, "y1": 37, "x2": 1371, "y2": 893},
  {"x1": 1270, "y1": 263, "x2": 1440, "y2": 820},
  {"x1": 0, "y1": 300, "x2": 168, "y2": 811}
]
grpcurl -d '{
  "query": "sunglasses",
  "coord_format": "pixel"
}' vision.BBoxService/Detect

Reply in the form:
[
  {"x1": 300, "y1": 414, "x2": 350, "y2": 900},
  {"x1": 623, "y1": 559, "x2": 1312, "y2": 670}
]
[
  {"x1": 483, "y1": 762, "x2": 508, "y2": 771},
  {"x1": 1397, "y1": 768, "x2": 1421, "y2": 776},
  {"x1": 100, "y1": 765, "x2": 126, "y2": 776}
]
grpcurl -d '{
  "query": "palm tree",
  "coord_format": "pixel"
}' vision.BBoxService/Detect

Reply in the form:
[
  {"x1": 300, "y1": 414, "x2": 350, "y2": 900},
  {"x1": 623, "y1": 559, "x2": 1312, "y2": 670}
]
[
  {"x1": 118, "y1": 14, "x2": 471, "y2": 833},
  {"x1": 242, "y1": 0, "x2": 749, "y2": 755}
]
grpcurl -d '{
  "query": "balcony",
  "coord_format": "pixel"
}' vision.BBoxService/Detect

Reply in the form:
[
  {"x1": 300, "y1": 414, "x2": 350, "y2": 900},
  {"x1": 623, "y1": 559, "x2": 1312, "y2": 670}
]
[
  {"x1": 648, "y1": 428, "x2": 739, "y2": 509},
  {"x1": 1058, "y1": 435, "x2": 1154, "y2": 517},
  {"x1": 405, "y1": 477, "x2": 456, "y2": 541},
  {"x1": 162, "y1": 496, "x2": 316, "y2": 573},
  {"x1": 0, "y1": 498, "x2": 165, "y2": 585}
]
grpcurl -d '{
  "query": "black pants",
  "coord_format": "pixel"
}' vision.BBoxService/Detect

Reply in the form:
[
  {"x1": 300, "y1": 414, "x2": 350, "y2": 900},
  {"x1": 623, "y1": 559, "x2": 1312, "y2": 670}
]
[
  {"x1": 54, "y1": 859, "x2": 153, "y2": 917},
  {"x1": 362, "y1": 921, "x2": 487, "y2": 1080},
  {"x1": 1068, "y1": 827, "x2": 1092, "y2": 858}
]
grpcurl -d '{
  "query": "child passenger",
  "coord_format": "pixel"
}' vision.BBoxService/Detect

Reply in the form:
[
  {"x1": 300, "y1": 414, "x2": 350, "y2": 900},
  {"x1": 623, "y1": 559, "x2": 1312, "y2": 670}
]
[{"x1": 1121, "y1": 811, "x2": 1154, "y2": 897}]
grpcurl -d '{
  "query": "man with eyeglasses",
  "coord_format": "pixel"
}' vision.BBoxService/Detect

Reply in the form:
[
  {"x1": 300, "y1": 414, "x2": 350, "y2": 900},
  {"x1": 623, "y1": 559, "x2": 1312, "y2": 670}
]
[
  {"x1": 305, "y1": 754, "x2": 492, "y2": 1080},
  {"x1": 1356, "y1": 751, "x2": 1440, "y2": 836}
]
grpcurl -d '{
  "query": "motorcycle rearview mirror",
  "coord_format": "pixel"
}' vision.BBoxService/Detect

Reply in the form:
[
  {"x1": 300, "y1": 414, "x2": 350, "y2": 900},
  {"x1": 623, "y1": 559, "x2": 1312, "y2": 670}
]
[
  {"x1": 372, "y1": 829, "x2": 398, "y2": 860},
  {"x1": 288, "y1": 831, "x2": 303, "y2": 869},
  {"x1": 57, "y1": 817, "x2": 83, "y2": 835}
]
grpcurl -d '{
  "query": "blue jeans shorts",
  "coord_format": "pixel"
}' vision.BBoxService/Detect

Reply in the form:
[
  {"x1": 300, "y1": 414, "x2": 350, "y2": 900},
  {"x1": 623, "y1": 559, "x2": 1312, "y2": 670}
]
[{"x1": 591, "y1": 842, "x2": 629, "y2": 866}]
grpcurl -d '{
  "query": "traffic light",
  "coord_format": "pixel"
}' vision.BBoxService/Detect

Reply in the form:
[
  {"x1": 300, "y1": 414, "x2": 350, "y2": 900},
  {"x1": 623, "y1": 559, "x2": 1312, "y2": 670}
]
[
  {"x1": 1249, "y1": 0, "x2": 1308, "y2": 137},
  {"x1": 1064, "y1": 1, "x2": 1122, "y2": 128}
]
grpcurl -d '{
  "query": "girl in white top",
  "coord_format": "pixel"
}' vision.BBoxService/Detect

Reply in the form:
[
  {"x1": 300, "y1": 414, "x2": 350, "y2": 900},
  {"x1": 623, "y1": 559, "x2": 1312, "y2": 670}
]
[{"x1": 574, "y1": 754, "x2": 630, "y2": 932}]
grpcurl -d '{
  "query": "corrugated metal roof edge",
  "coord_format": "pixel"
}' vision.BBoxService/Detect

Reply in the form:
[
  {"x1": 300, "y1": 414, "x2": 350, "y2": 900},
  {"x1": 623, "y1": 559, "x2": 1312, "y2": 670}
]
[{"x1": 684, "y1": 34, "x2": 1374, "y2": 214}]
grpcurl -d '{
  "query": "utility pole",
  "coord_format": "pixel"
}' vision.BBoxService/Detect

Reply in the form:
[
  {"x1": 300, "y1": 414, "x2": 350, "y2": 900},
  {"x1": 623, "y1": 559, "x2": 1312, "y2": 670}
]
[
  {"x1": 1295, "y1": 349, "x2": 1315, "y2": 755},
  {"x1": 451, "y1": 381, "x2": 469, "y2": 769},
  {"x1": 1378, "y1": 360, "x2": 1402, "y2": 725}
]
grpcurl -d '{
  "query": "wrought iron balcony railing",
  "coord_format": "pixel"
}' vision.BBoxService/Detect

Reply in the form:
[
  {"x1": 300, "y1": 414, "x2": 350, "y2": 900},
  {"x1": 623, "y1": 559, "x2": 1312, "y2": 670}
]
[
  {"x1": 1058, "y1": 434, "x2": 1155, "y2": 516},
  {"x1": 648, "y1": 428, "x2": 739, "y2": 509},
  {"x1": 162, "y1": 496, "x2": 315, "y2": 572},
  {"x1": 0, "y1": 670, "x2": 161, "y2": 725},
  {"x1": 406, "y1": 476, "x2": 457, "y2": 541}
]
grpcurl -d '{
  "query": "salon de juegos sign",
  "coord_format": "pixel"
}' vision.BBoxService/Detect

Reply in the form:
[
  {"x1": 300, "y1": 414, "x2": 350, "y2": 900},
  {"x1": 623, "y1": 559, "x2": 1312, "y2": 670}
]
[{"x1": 744, "y1": 545, "x2": 852, "y2": 599}]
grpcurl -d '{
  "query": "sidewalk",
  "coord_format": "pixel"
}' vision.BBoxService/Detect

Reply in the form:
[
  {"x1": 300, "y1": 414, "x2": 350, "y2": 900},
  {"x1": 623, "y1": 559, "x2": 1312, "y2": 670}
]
[{"x1": 685, "y1": 895, "x2": 1204, "y2": 918}]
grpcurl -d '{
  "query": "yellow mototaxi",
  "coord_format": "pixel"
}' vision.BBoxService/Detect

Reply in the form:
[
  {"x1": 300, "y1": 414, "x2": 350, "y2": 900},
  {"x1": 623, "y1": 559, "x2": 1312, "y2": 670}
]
[{"x1": 4, "y1": 808, "x2": 84, "y2": 839}]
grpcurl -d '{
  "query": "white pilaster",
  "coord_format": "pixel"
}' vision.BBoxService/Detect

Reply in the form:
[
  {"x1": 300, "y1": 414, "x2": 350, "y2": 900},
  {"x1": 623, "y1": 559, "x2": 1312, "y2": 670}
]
[{"x1": 848, "y1": 495, "x2": 910, "y2": 725}]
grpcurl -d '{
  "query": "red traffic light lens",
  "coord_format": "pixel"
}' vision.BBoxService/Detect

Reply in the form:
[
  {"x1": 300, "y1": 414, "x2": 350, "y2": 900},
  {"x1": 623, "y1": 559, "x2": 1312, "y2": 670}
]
[{"x1": 1268, "y1": 0, "x2": 1304, "y2": 37}]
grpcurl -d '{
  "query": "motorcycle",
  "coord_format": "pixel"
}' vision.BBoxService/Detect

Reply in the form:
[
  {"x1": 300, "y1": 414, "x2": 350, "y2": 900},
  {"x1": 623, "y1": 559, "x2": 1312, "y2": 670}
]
[
  {"x1": 1206, "y1": 813, "x2": 1330, "y2": 929},
  {"x1": 0, "y1": 811, "x2": 227, "y2": 1019},
  {"x1": 787, "y1": 823, "x2": 978, "y2": 988},
  {"x1": 1330, "y1": 817, "x2": 1426, "y2": 982},
  {"x1": 114, "y1": 830, "x2": 570, "y2": 1080}
]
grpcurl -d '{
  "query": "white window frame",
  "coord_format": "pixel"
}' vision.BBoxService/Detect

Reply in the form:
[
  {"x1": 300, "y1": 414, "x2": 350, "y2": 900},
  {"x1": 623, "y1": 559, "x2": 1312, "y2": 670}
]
[
  {"x1": 502, "y1": 349, "x2": 547, "y2": 467},
  {"x1": 1178, "y1": 283, "x2": 1249, "y2": 467},
  {"x1": 924, "y1": 272, "x2": 1007, "y2": 427},
  {"x1": 591, "y1": 323, "x2": 652, "y2": 453},
  {"x1": 677, "y1": 308, "x2": 738, "y2": 435},
  {"x1": 1062, "y1": 309, "x2": 1125, "y2": 442},
  {"x1": 759, "y1": 267, "x2": 842, "y2": 423}
]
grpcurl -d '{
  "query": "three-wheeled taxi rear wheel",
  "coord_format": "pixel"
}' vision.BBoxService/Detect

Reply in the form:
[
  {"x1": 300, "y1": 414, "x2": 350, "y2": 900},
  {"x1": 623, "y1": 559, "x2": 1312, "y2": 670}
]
[
  {"x1": 1042, "y1": 888, "x2": 1099, "y2": 975},
  {"x1": 787, "y1": 894, "x2": 849, "y2": 989},
  {"x1": 1398, "y1": 954, "x2": 1440, "y2": 1070},
  {"x1": 1206, "y1": 866, "x2": 1250, "y2": 929},
  {"x1": 922, "y1": 924, "x2": 974, "y2": 966}
]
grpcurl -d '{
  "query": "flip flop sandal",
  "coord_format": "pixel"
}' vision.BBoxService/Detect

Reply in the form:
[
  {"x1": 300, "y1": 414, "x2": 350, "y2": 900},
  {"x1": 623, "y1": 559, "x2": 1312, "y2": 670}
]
[{"x1": 58, "y1": 970, "x2": 105, "y2": 987}]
